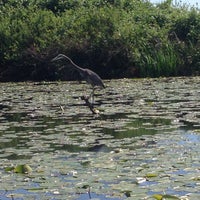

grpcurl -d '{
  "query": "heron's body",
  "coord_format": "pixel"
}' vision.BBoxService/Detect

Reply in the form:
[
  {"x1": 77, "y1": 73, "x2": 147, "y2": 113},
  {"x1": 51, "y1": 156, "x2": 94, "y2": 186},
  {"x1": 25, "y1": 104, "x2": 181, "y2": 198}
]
[
  {"x1": 51, "y1": 54, "x2": 105, "y2": 89},
  {"x1": 78, "y1": 68, "x2": 105, "y2": 88}
]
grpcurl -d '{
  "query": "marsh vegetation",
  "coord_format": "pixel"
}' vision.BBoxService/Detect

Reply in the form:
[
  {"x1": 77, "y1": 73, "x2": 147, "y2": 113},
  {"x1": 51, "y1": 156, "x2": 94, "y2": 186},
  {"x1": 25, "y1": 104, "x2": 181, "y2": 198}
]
[{"x1": 0, "y1": 0, "x2": 200, "y2": 81}]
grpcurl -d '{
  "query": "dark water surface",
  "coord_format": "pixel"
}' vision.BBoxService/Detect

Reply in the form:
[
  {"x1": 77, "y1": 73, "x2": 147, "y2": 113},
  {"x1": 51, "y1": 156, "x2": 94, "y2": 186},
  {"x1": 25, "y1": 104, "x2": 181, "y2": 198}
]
[{"x1": 0, "y1": 77, "x2": 200, "y2": 199}]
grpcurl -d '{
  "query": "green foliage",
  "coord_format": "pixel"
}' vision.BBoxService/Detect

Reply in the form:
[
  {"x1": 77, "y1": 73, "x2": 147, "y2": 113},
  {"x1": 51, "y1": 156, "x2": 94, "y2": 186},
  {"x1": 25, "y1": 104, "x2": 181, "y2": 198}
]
[
  {"x1": 171, "y1": 10, "x2": 200, "y2": 43},
  {"x1": 139, "y1": 42, "x2": 181, "y2": 77},
  {"x1": 153, "y1": 194, "x2": 180, "y2": 200},
  {"x1": 0, "y1": 0, "x2": 200, "y2": 81},
  {"x1": 5, "y1": 164, "x2": 32, "y2": 174},
  {"x1": 169, "y1": 10, "x2": 200, "y2": 75}
]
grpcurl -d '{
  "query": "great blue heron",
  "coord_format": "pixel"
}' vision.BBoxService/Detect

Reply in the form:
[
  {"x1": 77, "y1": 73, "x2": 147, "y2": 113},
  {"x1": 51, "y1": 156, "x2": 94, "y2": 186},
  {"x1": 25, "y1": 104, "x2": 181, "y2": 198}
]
[{"x1": 51, "y1": 54, "x2": 105, "y2": 102}]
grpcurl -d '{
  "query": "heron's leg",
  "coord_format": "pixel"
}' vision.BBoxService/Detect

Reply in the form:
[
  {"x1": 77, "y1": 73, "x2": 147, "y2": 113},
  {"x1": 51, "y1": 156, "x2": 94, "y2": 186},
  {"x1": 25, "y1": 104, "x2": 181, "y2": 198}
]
[{"x1": 89, "y1": 87, "x2": 95, "y2": 104}]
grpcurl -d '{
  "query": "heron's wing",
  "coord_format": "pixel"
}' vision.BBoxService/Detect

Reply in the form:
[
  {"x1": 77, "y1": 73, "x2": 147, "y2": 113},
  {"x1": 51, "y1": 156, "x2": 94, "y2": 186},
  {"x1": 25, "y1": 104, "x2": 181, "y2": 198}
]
[{"x1": 85, "y1": 69, "x2": 105, "y2": 88}]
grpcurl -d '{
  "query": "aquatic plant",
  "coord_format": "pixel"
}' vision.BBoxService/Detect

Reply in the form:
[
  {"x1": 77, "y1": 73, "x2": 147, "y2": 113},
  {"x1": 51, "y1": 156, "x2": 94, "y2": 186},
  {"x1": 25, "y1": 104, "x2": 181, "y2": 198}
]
[{"x1": 0, "y1": 0, "x2": 199, "y2": 80}]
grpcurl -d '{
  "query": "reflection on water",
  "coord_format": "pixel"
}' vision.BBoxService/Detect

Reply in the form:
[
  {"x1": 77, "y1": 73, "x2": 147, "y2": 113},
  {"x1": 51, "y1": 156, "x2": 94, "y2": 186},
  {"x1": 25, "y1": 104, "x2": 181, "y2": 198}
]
[
  {"x1": 0, "y1": 77, "x2": 200, "y2": 199},
  {"x1": 104, "y1": 117, "x2": 173, "y2": 139}
]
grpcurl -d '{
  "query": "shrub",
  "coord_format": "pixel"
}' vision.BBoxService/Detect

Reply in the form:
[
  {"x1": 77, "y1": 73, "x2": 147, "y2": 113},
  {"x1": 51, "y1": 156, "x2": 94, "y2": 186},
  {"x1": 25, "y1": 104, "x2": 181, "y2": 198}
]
[{"x1": 0, "y1": 0, "x2": 200, "y2": 81}]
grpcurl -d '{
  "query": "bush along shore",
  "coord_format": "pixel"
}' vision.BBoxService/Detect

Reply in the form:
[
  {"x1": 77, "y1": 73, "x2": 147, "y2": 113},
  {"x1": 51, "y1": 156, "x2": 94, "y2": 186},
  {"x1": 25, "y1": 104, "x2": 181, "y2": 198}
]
[{"x1": 0, "y1": 0, "x2": 200, "y2": 81}]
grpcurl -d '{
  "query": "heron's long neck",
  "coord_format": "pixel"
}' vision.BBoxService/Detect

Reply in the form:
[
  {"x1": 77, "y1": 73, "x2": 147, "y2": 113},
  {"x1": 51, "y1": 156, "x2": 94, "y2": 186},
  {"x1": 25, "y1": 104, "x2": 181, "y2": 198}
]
[{"x1": 65, "y1": 56, "x2": 83, "y2": 72}]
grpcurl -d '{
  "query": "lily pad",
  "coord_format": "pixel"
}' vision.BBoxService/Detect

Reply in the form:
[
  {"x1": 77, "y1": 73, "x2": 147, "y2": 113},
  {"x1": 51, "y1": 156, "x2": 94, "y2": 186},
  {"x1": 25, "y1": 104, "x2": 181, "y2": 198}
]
[
  {"x1": 0, "y1": 77, "x2": 200, "y2": 199},
  {"x1": 5, "y1": 164, "x2": 32, "y2": 174},
  {"x1": 153, "y1": 194, "x2": 181, "y2": 200}
]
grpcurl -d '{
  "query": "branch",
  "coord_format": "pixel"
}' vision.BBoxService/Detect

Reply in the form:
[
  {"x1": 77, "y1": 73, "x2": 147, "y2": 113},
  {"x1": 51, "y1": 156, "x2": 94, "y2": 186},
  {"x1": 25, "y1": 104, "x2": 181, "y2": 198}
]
[{"x1": 81, "y1": 96, "x2": 100, "y2": 114}]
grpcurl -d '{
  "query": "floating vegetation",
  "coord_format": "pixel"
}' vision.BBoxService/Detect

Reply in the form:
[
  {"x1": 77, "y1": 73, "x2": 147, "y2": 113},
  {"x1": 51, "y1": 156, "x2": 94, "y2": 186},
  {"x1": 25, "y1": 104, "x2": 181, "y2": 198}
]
[
  {"x1": 5, "y1": 164, "x2": 32, "y2": 174},
  {"x1": 0, "y1": 77, "x2": 200, "y2": 199}
]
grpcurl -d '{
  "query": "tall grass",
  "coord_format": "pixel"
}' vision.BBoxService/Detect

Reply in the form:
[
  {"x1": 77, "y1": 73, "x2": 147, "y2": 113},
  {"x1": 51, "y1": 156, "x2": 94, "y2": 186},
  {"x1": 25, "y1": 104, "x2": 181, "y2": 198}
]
[{"x1": 139, "y1": 43, "x2": 181, "y2": 77}]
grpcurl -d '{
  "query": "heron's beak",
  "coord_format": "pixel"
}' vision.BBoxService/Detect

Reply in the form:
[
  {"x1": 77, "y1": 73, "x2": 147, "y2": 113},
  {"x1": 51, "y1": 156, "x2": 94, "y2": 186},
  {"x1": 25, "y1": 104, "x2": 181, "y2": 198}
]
[
  {"x1": 51, "y1": 54, "x2": 64, "y2": 62},
  {"x1": 51, "y1": 56, "x2": 59, "y2": 62}
]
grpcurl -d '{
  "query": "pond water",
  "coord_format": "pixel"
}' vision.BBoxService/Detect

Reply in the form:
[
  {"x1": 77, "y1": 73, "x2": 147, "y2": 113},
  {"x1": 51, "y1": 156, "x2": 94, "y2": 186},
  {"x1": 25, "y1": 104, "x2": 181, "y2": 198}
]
[{"x1": 0, "y1": 77, "x2": 200, "y2": 200}]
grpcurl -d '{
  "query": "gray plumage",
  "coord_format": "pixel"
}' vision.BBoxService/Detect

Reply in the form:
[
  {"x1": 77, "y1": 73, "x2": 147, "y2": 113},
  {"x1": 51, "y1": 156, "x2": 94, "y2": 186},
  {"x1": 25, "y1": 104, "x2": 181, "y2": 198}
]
[{"x1": 51, "y1": 54, "x2": 105, "y2": 89}]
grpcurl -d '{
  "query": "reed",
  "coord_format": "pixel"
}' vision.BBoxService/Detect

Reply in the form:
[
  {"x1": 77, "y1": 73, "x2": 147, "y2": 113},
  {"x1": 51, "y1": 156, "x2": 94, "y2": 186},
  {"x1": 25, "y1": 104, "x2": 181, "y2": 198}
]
[{"x1": 139, "y1": 43, "x2": 181, "y2": 77}]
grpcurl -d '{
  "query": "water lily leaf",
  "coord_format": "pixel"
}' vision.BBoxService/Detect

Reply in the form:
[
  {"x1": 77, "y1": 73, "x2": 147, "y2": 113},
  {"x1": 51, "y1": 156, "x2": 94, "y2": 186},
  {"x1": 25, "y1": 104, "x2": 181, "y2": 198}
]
[
  {"x1": 153, "y1": 194, "x2": 180, "y2": 200},
  {"x1": 1, "y1": 78, "x2": 200, "y2": 199},
  {"x1": 146, "y1": 173, "x2": 158, "y2": 178},
  {"x1": 192, "y1": 176, "x2": 200, "y2": 181},
  {"x1": 153, "y1": 194, "x2": 163, "y2": 200},
  {"x1": 28, "y1": 187, "x2": 45, "y2": 191},
  {"x1": 5, "y1": 164, "x2": 32, "y2": 174},
  {"x1": 5, "y1": 166, "x2": 15, "y2": 172},
  {"x1": 14, "y1": 164, "x2": 32, "y2": 174},
  {"x1": 136, "y1": 177, "x2": 147, "y2": 184},
  {"x1": 163, "y1": 195, "x2": 181, "y2": 199}
]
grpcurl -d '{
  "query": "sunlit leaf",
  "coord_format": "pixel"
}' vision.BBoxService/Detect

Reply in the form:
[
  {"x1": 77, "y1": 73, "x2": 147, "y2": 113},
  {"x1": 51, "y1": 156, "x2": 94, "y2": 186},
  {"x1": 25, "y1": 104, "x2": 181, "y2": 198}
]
[
  {"x1": 14, "y1": 164, "x2": 32, "y2": 174},
  {"x1": 5, "y1": 166, "x2": 15, "y2": 172},
  {"x1": 153, "y1": 194, "x2": 163, "y2": 200},
  {"x1": 146, "y1": 173, "x2": 158, "y2": 178},
  {"x1": 153, "y1": 194, "x2": 181, "y2": 200}
]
